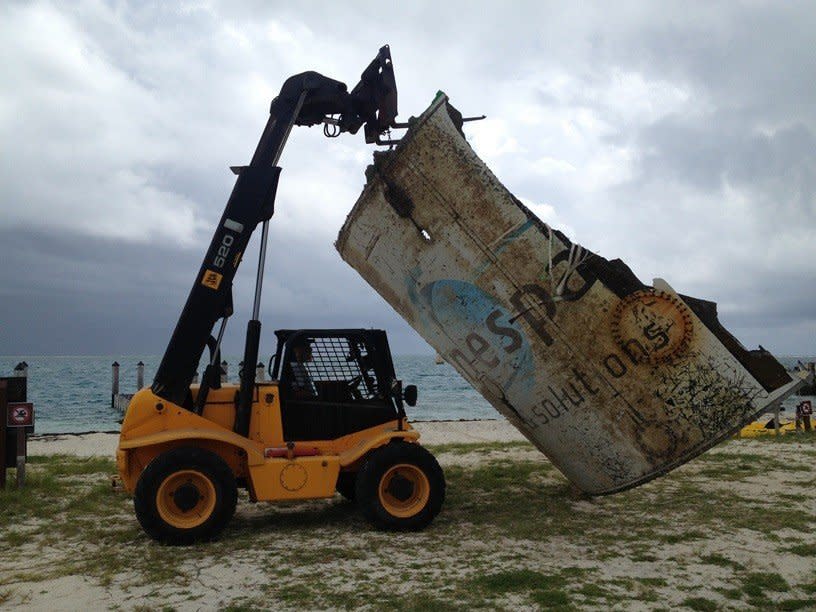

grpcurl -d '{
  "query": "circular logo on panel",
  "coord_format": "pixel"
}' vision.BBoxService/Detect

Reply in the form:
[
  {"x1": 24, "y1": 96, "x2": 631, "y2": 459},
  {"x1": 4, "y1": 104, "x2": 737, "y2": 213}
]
[
  {"x1": 611, "y1": 290, "x2": 693, "y2": 364},
  {"x1": 280, "y1": 463, "x2": 308, "y2": 491}
]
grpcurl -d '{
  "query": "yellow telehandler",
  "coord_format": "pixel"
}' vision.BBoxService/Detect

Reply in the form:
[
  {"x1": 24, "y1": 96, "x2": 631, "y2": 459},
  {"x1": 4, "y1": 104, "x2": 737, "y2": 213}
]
[{"x1": 116, "y1": 46, "x2": 445, "y2": 544}]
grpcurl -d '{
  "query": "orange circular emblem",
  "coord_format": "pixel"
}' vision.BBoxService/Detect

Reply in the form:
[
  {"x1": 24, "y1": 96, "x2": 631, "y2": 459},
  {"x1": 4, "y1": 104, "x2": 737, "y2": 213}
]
[{"x1": 611, "y1": 290, "x2": 693, "y2": 364}]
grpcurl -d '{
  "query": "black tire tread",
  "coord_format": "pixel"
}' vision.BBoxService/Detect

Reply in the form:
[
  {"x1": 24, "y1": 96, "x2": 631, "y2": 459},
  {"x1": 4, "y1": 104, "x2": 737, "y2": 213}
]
[
  {"x1": 355, "y1": 441, "x2": 445, "y2": 531},
  {"x1": 134, "y1": 446, "x2": 237, "y2": 545}
]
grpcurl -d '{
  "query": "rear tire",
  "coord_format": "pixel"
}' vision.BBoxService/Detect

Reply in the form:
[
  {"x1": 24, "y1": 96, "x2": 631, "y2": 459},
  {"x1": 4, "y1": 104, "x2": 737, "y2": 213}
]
[
  {"x1": 336, "y1": 471, "x2": 357, "y2": 501},
  {"x1": 134, "y1": 447, "x2": 237, "y2": 545},
  {"x1": 355, "y1": 442, "x2": 445, "y2": 531}
]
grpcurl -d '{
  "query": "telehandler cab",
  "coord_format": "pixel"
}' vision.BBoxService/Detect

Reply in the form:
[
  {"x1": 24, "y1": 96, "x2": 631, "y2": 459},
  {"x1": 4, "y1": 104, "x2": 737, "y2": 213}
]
[{"x1": 116, "y1": 46, "x2": 445, "y2": 544}]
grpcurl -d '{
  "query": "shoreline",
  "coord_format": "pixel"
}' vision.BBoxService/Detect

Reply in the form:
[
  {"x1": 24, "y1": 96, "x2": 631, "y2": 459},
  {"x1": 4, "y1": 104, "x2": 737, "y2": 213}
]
[{"x1": 27, "y1": 419, "x2": 526, "y2": 457}]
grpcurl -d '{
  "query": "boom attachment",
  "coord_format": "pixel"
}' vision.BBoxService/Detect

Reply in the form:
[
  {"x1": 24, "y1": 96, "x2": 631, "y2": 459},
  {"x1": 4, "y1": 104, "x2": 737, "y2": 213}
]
[{"x1": 151, "y1": 46, "x2": 399, "y2": 437}]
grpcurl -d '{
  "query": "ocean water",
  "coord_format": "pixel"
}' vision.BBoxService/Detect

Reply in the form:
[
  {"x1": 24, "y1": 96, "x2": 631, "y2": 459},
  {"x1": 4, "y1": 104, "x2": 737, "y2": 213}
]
[
  {"x1": 0, "y1": 355, "x2": 499, "y2": 434},
  {"x1": 0, "y1": 355, "x2": 812, "y2": 435}
]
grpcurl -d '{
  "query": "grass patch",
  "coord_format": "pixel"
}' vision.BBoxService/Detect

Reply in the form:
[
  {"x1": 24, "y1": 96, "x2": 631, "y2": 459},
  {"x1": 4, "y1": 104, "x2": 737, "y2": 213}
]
[
  {"x1": 471, "y1": 569, "x2": 570, "y2": 608},
  {"x1": 577, "y1": 583, "x2": 609, "y2": 599},
  {"x1": 751, "y1": 430, "x2": 816, "y2": 444},
  {"x1": 0, "y1": 455, "x2": 189, "y2": 589},
  {"x1": 275, "y1": 583, "x2": 314, "y2": 604},
  {"x1": 472, "y1": 568, "x2": 562, "y2": 592},
  {"x1": 661, "y1": 531, "x2": 705, "y2": 544},
  {"x1": 26, "y1": 454, "x2": 115, "y2": 474},
  {"x1": 715, "y1": 587, "x2": 743, "y2": 600},
  {"x1": 740, "y1": 572, "x2": 789, "y2": 597},
  {"x1": 682, "y1": 597, "x2": 718, "y2": 612},
  {"x1": 426, "y1": 440, "x2": 534, "y2": 455},
  {"x1": 628, "y1": 549, "x2": 658, "y2": 562},
  {"x1": 786, "y1": 543, "x2": 816, "y2": 556},
  {"x1": 700, "y1": 553, "x2": 744, "y2": 571},
  {"x1": 441, "y1": 450, "x2": 814, "y2": 550},
  {"x1": 778, "y1": 493, "x2": 808, "y2": 502},
  {"x1": 530, "y1": 588, "x2": 570, "y2": 608},
  {"x1": 697, "y1": 461, "x2": 761, "y2": 480},
  {"x1": 778, "y1": 600, "x2": 814, "y2": 611}
]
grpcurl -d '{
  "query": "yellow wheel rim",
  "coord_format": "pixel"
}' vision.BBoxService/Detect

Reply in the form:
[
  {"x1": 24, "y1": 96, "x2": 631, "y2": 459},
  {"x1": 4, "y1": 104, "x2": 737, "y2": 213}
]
[
  {"x1": 156, "y1": 470, "x2": 216, "y2": 529},
  {"x1": 378, "y1": 464, "x2": 430, "y2": 518}
]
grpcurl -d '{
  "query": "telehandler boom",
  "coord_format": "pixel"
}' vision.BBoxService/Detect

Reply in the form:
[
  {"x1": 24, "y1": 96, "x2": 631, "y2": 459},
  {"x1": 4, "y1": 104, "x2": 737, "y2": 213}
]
[{"x1": 116, "y1": 46, "x2": 445, "y2": 544}]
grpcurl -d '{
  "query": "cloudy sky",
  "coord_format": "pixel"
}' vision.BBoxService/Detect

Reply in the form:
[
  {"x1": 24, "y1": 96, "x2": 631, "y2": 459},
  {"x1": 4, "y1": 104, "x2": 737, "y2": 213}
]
[{"x1": 1, "y1": 0, "x2": 814, "y2": 358}]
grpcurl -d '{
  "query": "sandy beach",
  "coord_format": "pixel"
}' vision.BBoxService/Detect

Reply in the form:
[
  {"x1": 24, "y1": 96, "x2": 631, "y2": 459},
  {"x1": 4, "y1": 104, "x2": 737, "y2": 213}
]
[
  {"x1": 26, "y1": 420, "x2": 528, "y2": 458},
  {"x1": 4, "y1": 422, "x2": 815, "y2": 611}
]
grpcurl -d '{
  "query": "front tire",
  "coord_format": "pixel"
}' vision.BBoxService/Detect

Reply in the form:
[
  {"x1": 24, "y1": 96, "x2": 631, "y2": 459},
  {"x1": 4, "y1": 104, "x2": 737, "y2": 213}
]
[
  {"x1": 355, "y1": 442, "x2": 445, "y2": 531},
  {"x1": 134, "y1": 447, "x2": 237, "y2": 545}
]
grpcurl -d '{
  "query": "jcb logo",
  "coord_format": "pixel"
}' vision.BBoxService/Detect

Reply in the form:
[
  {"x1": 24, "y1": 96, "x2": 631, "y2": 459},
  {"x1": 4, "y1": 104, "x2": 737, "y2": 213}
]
[
  {"x1": 201, "y1": 270, "x2": 223, "y2": 290},
  {"x1": 213, "y1": 234, "x2": 234, "y2": 268}
]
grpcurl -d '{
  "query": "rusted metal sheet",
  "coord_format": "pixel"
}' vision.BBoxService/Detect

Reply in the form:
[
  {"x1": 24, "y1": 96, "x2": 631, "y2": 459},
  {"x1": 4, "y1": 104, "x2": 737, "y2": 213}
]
[{"x1": 336, "y1": 93, "x2": 802, "y2": 495}]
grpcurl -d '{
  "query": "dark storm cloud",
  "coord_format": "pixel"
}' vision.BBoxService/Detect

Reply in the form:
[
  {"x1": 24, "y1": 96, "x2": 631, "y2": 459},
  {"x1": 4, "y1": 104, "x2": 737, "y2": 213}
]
[
  {"x1": 0, "y1": 225, "x2": 423, "y2": 355},
  {"x1": 0, "y1": 1, "x2": 814, "y2": 357},
  {"x1": 0, "y1": 227, "x2": 196, "y2": 353}
]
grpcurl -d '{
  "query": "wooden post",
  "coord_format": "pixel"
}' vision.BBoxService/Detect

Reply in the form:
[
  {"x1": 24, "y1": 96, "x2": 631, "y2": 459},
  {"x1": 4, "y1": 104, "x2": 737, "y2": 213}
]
[
  {"x1": 221, "y1": 360, "x2": 228, "y2": 384},
  {"x1": 0, "y1": 381, "x2": 6, "y2": 490},
  {"x1": 136, "y1": 361, "x2": 145, "y2": 389},
  {"x1": 111, "y1": 361, "x2": 120, "y2": 408},
  {"x1": 15, "y1": 427, "x2": 25, "y2": 488},
  {"x1": 14, "y1": 361, "x2": 28, "y2": 378},
  {"x1": 256, "y1": 362, "x2": 265, "y2": 382}
]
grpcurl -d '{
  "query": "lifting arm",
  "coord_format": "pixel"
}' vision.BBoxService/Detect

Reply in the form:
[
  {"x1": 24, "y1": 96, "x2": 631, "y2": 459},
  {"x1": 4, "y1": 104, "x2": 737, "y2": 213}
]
[{"x1": 150, "y1": 46, "x2": 398, "y2": 430}]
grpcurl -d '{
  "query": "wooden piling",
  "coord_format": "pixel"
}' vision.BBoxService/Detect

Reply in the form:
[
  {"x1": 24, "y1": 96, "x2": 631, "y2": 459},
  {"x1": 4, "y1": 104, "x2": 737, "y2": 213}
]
[
  {"x1": 221, "y1": 360, "x2": 228, "y2": 384},
  {"x1": 111, "y1": 361, "x2": 120, "y2": 408},
  {"x1": 137, "y1": 361, "x2": 145, "y2": 389},
  {"x1": 256, "y1": 362, "x2": 265, "y2": 382}
]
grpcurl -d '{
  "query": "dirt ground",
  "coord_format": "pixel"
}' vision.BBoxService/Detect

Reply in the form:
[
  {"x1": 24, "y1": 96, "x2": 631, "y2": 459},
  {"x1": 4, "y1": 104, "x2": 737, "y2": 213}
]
[{"x1": 3, "y1": 422, "x2": 815, "y2": 611}]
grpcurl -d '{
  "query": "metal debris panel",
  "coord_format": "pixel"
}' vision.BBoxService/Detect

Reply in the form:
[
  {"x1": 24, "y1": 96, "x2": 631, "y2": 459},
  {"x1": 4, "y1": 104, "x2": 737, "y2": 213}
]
[{"x1": 336, "y1": 93, "x2": 800, "y2": 495}]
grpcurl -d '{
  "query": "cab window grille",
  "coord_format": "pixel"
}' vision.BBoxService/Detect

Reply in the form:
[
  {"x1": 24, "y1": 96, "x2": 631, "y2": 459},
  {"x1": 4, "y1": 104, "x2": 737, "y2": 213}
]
[{"x1": 297, "y1": 336, "x2": 379, "y2": 400}]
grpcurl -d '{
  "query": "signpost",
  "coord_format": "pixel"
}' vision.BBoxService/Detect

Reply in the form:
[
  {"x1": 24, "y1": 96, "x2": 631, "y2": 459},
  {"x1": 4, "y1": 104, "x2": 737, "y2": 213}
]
[
  {"x1": 0, "y1": 381, "x2": 6, "y2": 489},
  {"x1": 1, "y1": 376, "x2": 33, "y2": 489}
]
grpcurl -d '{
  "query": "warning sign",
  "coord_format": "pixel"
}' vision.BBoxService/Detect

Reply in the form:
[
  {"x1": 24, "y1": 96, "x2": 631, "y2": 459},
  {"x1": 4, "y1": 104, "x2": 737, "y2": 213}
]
[{"x1": 8, "y1": 402, "x2": 34, "y2": 427}]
